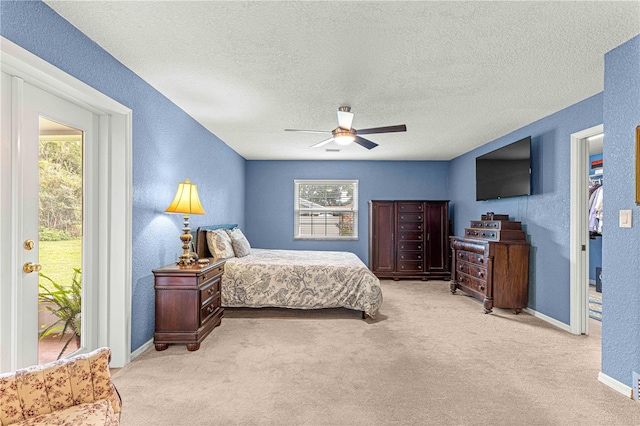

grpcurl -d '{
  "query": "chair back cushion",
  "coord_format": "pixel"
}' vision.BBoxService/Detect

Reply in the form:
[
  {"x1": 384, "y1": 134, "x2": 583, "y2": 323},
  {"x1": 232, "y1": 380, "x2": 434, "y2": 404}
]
[{"x1": 0, "y1": 347, "x2": 120, "y2": 425}]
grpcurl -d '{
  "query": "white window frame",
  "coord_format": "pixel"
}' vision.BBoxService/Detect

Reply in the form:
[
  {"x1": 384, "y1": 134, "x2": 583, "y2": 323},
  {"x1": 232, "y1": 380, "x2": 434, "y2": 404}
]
[{"x1": 294, "y1": 179, "x2": 358, "y2": 240}]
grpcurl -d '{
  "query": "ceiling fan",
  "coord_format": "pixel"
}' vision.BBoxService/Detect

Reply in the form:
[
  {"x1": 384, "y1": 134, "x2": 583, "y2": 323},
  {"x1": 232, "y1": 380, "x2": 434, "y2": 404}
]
[{"x1": 285, "y1": 106, "x2": 407, "y2": 150}]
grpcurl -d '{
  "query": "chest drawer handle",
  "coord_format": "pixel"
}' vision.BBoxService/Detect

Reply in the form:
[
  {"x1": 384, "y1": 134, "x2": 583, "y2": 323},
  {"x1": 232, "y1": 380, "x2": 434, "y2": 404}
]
[
  {"x1": 202, "y1": 274, "x2": 208, "y2": 281},
  {"x1": 458, "y1": 253, "x2": 463, "y2": 258},
  {"x1": 478, "y1": 271, "x2": 484, "y2": 278},
  {"x1": 207, "y1": 287, "x2": 214, "y2": 295},
  {"x1": 207, "y1": 304, "x2": 215, "y2": 313},
  {"x1": 459, "y1": 265, "x2": 464, "y2": 270},
  {"x1": 478, "y1": 258, "x2": 484, "y2": 263},
  {"x1": 479, "y1": 285, "x2": 485, "y2": 291}
]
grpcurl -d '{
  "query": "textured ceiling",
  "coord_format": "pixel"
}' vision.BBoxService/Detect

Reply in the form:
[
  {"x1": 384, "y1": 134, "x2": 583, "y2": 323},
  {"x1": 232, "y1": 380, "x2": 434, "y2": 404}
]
[{"x1": 45, "y1": 1, "x2": 640, "y2": 161}]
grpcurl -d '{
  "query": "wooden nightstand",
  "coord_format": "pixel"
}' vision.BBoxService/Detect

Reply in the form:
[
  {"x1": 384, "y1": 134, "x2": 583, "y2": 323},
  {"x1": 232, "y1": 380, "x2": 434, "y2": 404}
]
[{"x1": 153, "y1": 259, "x2": 225, "y2": 351}]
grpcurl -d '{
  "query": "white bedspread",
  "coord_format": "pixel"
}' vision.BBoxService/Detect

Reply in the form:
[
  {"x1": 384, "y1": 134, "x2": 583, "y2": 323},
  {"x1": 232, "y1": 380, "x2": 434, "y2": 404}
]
[{"x1": 221, "y1": 248, "x2": 382, "y2": 318}]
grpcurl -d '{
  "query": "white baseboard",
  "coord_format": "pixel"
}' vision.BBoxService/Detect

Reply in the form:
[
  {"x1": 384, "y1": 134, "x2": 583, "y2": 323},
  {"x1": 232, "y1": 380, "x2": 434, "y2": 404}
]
[
  {"x1": 598, "y1": 372, "x2": 634, "y2": 399},
  {"x1": 589, "y1": 279, "x2": 596, "y2": 286},
  {"x1": 130, "y1": 339, "x2": 153, "y2": 361},
  {"x1": 523, "y1": 307, "x2": 571, "y2": 332}
]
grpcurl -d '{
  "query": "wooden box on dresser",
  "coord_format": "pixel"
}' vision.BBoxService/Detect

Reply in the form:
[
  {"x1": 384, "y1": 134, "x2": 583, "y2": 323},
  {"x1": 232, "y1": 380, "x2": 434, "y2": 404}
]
[
  {"x1": 369, "y1": 200, "x2": 450, "y2": 280},
  {"x1": 450, "y1": 215, "x2": 529, "y2": 313},
  {"x1": 153, "y1": 259, "x2": 225, "y2": 351}
]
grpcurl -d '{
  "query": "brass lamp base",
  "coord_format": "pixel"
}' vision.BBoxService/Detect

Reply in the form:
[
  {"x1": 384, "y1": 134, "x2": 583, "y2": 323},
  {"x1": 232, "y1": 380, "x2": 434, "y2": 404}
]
[{"x1": 176, "y1": 214, "x2": 195, "y2": 266}]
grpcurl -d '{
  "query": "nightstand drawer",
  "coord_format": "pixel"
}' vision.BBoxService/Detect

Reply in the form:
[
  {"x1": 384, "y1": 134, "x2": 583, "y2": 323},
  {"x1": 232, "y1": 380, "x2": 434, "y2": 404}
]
[
  {"x1": 200, "y1": 277, "x2": 221, "y2": 305},
  {"x1": 200, "y1": 295, "x2": 221, "y2": 323},
  {"x1": 198, "y1": 264, "x2": 224, "y2": 285}
]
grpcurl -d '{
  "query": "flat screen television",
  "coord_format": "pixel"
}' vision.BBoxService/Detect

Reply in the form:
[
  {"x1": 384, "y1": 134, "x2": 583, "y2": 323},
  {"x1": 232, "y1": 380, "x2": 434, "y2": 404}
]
[{"x1": 476, "y1": 136, "x2": 531, "y2": 201}]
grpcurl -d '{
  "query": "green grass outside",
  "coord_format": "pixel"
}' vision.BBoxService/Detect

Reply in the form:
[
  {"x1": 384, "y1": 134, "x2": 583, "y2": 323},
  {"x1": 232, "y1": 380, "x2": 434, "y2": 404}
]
[{"x1": 39, "y1": 239, "x2": 82, "y2": 291}]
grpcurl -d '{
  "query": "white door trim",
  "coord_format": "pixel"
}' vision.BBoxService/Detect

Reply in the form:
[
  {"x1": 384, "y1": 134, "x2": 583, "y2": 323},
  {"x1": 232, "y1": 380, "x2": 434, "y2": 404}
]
[
  {"x1": 0, "y1": 37, "x2": 132, "y2": 368},
  {"x1": 569, "y1": 124, "x2": 603, "y2": 335}
]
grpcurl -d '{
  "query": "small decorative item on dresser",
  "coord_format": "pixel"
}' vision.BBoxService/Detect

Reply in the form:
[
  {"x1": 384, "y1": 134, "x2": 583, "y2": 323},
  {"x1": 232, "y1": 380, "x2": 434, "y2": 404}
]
[
  {"x1": 450, "y1": 215, "x2": 529, "y2": 314},
  {"x1": 153, "y1": 259, "x2": 225, "y2": 351},
  {"x1": 165, "y1": 178, "x2": 206, "y2": 266}
]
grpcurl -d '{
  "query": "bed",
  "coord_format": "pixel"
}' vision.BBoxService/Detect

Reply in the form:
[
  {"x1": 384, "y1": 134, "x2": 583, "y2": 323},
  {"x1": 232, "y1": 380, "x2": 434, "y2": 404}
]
[{"x1": 195, "y1": 225, "x2": 382, "y2": 318}]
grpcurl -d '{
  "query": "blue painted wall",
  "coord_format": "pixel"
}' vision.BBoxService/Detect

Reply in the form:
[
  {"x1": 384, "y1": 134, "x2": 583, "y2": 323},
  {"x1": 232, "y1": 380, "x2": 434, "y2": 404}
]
[
  {"x1": 602, "y1": 34, "x2": 640, "y2": 389},
  {"x1": 245, "y1": 161, "x2": 449, "y2": 265},
  {"x1": 449, "y1": 94, "x2": 604, "y2": 324},
  {"x1": 588, "y1": 153, "x2": 603, "y2": 282},
  {"x1": 0, "y1": 1, "x2": 246, "y2": 351}
]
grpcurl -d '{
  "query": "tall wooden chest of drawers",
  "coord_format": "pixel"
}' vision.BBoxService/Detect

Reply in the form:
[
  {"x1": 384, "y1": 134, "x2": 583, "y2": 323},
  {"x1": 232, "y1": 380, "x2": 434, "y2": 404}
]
[
  {"x1": 369, "y1": 200, "x2": 450, "y2": 280},
  {"x1": 450, "y1": 215, "x2": 529, "y2": 313},
  {"x1": 153, "y1": 259, "x2": 225, "y2": 351}
]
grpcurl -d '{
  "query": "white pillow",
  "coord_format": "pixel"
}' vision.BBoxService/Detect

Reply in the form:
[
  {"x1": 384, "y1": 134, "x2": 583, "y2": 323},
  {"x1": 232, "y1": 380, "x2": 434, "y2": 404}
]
[
  {"x1": 206, "y1": 229, "x2": 235, "y2": 258},
  {"x1": 225, "y1": 227, "x2": 251, "y2": 257}
]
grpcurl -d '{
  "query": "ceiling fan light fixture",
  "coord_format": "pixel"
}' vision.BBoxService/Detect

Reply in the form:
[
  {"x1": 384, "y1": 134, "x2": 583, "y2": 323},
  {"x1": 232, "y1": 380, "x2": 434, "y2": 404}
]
[{"x1": 333, "y1": 128, "x2": 356, "y2": 145}]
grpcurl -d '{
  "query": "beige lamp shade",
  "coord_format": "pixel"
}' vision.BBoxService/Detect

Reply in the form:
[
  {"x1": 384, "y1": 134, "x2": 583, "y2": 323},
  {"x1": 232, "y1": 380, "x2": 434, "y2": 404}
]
[{"x1": 165, "y1": 178, "x2": 206, "y2": 215}]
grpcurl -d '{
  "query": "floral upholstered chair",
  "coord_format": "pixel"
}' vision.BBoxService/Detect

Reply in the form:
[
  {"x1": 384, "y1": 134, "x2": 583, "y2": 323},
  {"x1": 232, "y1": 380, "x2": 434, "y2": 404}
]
[{"x1": 0, "y1": 347, "x2": 121, "y2": 425}]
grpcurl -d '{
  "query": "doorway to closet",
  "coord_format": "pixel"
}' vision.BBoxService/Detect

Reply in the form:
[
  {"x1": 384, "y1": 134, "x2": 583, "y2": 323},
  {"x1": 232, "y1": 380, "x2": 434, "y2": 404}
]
[
  {"x1": 587, "y1": 133, "x2": 603, "y2": 337},
  {"x1": 569, "y1": 124, "x2": 603, "y2": 336}
]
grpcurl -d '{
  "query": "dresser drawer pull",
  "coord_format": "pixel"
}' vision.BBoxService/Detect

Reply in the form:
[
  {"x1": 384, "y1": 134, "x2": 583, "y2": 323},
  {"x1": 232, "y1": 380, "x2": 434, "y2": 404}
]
[
  {"x1": 207, "y1": 287, "x2": 214, "y2": 296},
  {"x1": 458, "y1": 253, "x2": 464, "y2": 258},
  {"x1": 459, "y1": 265, "x2": 464, "y2": 270},
  {"x1": 202, "y1": 274, "x2": 208, "y2": 281},
  {"x1": 479, "y1": 285, "x2": 485, "y2": 291},
  {"x1": 478, "y1": 271, "x2": 484, "y2": 278},
  {"x1": 207, "y1": 304, "x2": 215, "y2": 313},
  {"x1": 478, "y1": 257, "x2": 484, "y2": 263}
]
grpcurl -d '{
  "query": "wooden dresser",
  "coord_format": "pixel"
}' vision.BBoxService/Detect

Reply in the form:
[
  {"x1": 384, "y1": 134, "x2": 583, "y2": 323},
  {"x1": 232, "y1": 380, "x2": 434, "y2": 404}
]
[
  {"x1": 450, "y1": 215, "x2": 529, "y2": 313},
  {"x1": 153, "y1": 259, "x2": 225, "y2": 351},
  {"x1": 369, "y1": 200, "x2": 450, "y2": 280}
]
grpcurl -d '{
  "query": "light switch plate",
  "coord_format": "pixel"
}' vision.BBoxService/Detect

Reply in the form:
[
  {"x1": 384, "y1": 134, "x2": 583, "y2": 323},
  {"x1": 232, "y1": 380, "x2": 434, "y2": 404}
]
[{"x1": 619, "y1": 210, "x2": 632, "y2": 228}]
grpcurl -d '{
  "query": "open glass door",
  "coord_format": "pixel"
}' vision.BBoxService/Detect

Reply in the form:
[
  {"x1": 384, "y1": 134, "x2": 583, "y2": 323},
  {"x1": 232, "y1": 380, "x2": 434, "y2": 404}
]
[{"x1": 37, "y1": 118, "x2": 84, "y2": 364}]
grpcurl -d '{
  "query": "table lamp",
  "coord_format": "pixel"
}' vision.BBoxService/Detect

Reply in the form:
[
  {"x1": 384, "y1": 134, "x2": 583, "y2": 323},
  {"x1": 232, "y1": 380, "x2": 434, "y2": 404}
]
[{"x1": 165, "y1": 178, "x2": 206, "y2": 266}]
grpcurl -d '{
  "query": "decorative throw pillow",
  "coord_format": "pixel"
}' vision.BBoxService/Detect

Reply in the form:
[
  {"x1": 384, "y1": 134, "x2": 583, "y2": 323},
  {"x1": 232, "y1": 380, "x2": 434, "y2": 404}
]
[
  {"x1": 206, "y1": 229, "x2": 235, "y2": 258},
  {"x1": 225, "y1": 227, "x2": 251, "y2": 257}
]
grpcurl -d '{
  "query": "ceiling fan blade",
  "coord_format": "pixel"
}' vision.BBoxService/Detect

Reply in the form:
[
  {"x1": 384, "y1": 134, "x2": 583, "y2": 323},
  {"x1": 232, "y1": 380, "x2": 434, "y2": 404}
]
[
  {"x1": 285, "y1": 129, "x2": 331, "y2": 134},
  {"x1": 337, "y1": 110, "x2": 354, "y2": 130},
  {"x1": 354, "y1": 136, "x2": 378, "y2": 150},
  {"x1": 310, "y1": 137, "x2": 335, "y2": 148},
  {"x1": 356, "y1": 124, "x2": 407, "y2": 135}
]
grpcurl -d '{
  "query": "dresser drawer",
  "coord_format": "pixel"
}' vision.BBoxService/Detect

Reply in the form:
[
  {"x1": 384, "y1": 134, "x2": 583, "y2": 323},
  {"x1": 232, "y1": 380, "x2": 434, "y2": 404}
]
[
  {"x1": 397, "y1": 261, "x2": 424, "y2": 272},
  {"x1": 200, "y1": 277, "x2": 221, "y2": 306},
  {"x1": 456, "y1": 273, "x2": 487, "y2": 294},
  {"x1": 198, "y1": 264, "x2": 224, "y2": 285},
  {"x1": 398, "y1": 222, "x2": 423, "y2": 231},
  {"x1": 455, "y1": 250, "x2": 486, "y2": 266},
  {"x1": 464, "y1": 228, "x2": 525, "y2": 242},
  {"x1": 398, "y1": 252, "x2": 423, "y2": 261},
  {"x1": 398, "y1": 241, "x2": 423, "y2": 251},
  {"x1": 470, "y1": 220, "x2": 521, "y2": 230},
  {"x1": 398, "y1": 212, "x2": 423, "y2": 222},
  {"x1": 397, "y1": 203, "x2": 423, "y2": 213},
  {"x1": 465, "y1": 228, "x2": 499, "y2": 240},
  {"x1": 398, "y1": 231, "x2": 423, "y2": 241},
  {"x1": 457, "y1": 262, "x2": 487, "y2": 280}
]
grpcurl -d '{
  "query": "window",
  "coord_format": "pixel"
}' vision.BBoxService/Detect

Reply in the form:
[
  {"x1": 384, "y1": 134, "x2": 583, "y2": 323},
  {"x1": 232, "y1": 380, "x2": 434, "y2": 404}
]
[{"x1": 294, "y1": 180, "x2": 358, "y2": 240}]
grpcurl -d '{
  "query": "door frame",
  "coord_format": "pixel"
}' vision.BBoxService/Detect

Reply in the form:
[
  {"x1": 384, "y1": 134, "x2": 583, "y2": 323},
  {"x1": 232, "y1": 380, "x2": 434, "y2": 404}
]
[
  {"x1": 0, "y1": 37, "x2": 132, "y2": 369},
  {"x1": 569, "y1": 124, "x2": 603, "y2": 335}
]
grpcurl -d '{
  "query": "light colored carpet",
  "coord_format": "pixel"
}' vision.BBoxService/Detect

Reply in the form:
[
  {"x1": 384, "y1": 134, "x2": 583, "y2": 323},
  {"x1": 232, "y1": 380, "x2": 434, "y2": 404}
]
[{"x1": 112, "y1": 280, "x2": 640, "y2": 425}]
